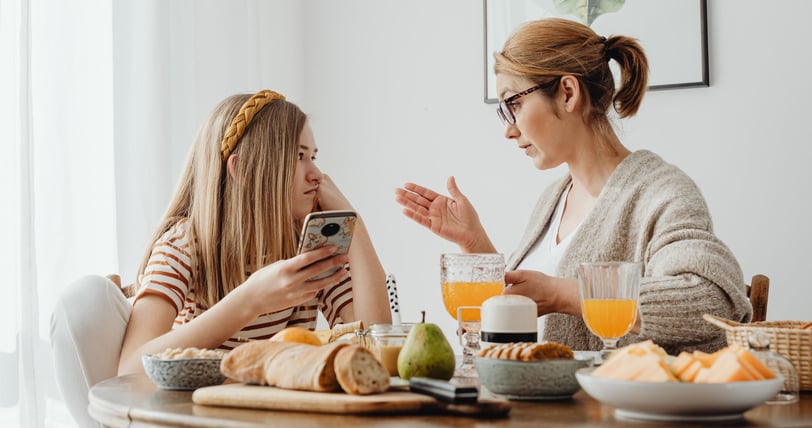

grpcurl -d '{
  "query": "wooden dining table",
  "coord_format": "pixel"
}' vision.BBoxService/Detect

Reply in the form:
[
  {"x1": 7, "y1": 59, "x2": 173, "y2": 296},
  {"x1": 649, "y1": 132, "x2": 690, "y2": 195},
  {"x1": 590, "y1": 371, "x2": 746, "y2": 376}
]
[{"x1": 89, "y1": 373, "x2": 812, "y2": 427}]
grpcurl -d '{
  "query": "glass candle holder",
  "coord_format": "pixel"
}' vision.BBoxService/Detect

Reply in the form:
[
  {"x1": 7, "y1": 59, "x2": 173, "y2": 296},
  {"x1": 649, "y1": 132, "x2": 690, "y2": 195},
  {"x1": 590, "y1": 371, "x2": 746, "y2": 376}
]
[{"x1": 748, "y1": 330, "x2": 799, "y2": 404}]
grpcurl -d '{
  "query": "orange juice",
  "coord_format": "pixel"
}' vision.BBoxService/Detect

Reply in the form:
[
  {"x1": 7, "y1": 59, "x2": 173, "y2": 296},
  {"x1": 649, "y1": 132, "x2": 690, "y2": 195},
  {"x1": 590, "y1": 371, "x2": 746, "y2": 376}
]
[
  {"x1": 441, "y1": 281, "x2": 504, "y2": 319},
  {"x1": 581, "y1": 299, "x2": 638, "y2": 338}
]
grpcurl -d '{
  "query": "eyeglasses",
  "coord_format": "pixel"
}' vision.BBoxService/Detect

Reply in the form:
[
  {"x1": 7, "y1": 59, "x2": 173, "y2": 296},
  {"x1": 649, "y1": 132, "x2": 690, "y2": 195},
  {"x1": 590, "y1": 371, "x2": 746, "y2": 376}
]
[{"x1": 495, "y1": 84, "x2": 544, "y2": 126}]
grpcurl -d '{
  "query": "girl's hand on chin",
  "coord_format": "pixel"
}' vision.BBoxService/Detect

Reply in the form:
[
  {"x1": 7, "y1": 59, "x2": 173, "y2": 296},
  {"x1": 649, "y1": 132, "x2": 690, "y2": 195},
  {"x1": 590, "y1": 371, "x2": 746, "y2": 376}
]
[{"x1": 315, "y1": 174, "x2": 353, "y2": 211}]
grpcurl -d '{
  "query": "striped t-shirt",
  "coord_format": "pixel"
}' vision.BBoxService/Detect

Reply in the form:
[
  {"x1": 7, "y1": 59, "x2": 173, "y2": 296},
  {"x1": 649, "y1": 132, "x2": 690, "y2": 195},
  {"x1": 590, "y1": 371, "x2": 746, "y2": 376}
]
[{"x1": 135, "y1": 219, "x2": 354, "y2": 350}]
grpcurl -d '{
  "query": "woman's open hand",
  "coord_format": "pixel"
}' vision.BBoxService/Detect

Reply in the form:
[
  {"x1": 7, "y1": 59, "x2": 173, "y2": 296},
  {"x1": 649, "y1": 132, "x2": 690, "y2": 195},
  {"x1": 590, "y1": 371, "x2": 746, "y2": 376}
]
[{"x1": 395, "y1": 176, "x2": 494, "y2": 253}]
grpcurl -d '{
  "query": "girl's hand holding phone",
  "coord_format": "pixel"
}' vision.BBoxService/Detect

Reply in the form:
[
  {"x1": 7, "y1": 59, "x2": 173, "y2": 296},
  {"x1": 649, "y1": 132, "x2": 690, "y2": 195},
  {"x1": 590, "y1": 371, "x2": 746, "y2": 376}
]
[{"x1": 239, "y1": 246, "x2": 348, "y2": 316}]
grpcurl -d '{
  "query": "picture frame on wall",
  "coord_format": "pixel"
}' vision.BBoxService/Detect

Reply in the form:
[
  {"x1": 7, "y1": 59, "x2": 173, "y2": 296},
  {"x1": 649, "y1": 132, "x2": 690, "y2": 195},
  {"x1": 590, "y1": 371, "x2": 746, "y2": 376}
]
[{"x1": 483, "y1": 0, "x2": 709, "y2": 103}]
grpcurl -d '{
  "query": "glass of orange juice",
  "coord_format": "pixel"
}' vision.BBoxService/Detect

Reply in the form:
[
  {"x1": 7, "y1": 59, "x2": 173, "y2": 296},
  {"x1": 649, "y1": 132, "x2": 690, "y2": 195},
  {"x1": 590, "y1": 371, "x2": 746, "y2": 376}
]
[
  {"x1": 440, "y1": 253, "x2": 505, "y2": 377},
  {"x1": 577, "y1": 261, "x2": 641, "y2": 365}
]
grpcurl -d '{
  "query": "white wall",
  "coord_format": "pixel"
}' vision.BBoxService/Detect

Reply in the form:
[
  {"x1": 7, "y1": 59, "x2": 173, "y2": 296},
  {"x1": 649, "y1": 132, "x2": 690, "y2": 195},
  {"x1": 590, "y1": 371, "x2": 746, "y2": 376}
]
[
  {"x1": 113, "y1": 0, "x2": 306, "y2": 282},
  {"x1": 295, "y1": 0, "x2": 812, "y2": 343},
  {"x1": 129, "y1": 0, "x2": 812, "y2": 350},
  {"x1": 296, "y1": 0, "x2": 538, "y2": 342}
]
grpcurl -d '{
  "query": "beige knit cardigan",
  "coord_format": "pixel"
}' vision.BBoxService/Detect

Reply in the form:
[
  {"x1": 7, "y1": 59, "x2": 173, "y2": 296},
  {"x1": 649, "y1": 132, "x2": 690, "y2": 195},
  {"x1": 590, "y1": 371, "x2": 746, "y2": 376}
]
[{"x1": 506, "y1": 150, "x2": 752, "y2": 355}]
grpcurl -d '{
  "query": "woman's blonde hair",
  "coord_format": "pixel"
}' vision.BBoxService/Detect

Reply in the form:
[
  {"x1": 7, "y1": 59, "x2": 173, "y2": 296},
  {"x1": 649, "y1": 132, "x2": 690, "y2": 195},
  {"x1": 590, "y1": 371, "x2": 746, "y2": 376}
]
[
  {"x1": 137, "y1": 92, "x2": 307, "y2": 308},
  {"x1": 494, "y1": 18, "x2": 648, "y2": 143}
]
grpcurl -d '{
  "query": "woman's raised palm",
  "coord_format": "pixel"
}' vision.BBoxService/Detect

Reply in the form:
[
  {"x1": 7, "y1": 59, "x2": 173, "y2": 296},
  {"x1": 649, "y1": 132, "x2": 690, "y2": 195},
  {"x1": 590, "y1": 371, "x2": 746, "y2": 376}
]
[{"x1": 395, "y1": 176, "x2": 486, "y2": 250}]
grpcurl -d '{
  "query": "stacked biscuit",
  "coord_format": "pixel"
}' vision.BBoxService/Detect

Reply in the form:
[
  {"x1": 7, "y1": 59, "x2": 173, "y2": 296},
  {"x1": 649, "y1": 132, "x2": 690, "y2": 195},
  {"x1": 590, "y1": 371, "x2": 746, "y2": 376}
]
[{"x1": 477, "y1": 342, "x2": 574, "y2": 361}]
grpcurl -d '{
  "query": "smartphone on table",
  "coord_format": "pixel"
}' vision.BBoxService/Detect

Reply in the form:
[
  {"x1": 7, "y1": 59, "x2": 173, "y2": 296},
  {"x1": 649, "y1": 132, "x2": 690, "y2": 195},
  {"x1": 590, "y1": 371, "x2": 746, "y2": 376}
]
[{"x1": 297, "y1": 210, "x2": 357, "y2": 280}]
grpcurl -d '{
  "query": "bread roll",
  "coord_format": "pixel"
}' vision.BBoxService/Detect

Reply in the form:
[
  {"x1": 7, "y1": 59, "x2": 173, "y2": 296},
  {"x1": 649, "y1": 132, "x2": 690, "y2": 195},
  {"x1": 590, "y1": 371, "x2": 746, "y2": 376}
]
[
  {"x1": 220, "y1": 341, "x2": 298, "y2": 384},
  {"x1": 334, "y1": 345, "x2": 390, "y2": 395},
  {"x1": 263, "y1": 341, "x2": 349, "y2": 392},
  {"x1": 330, "y1": 320, "x2": 364, "y2": 343}
]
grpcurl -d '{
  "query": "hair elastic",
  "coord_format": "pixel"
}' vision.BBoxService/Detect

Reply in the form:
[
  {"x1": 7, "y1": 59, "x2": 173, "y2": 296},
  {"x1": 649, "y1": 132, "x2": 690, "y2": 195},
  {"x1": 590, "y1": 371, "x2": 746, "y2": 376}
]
[
  {"x1": 599, "y1": 36, "x2": 610, "y2": 61},
  {"x1": 220, "y1": 89, "x2": 286, "y2": 161}
]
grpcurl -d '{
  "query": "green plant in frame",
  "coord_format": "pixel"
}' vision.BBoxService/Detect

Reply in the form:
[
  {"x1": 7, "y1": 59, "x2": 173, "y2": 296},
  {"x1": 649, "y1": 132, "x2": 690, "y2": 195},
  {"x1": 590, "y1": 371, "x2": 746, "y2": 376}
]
[{"x1": 553, "y1": 0, "x2": 626, "y2": 26}]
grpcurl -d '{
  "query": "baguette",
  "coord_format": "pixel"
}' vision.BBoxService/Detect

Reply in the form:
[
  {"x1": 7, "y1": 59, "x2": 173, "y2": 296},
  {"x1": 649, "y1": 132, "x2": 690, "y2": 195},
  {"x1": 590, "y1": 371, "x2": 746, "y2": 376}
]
[
  {"x1": 263, "y1": 341, "x2": 349, "y2": 392},
  {"x1": 334, "y1": 345, "x2": 390, "y2": 395},
  {"x1": 220, "y1": 340, "x2": 298, "y2": 385}
]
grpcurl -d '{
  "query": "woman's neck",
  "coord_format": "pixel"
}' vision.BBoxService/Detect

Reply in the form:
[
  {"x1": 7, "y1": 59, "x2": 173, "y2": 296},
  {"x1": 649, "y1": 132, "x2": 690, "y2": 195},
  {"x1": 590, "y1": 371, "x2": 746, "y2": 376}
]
[{"x1": 567, "y1": 132, "x2": 630, "y2": 198}]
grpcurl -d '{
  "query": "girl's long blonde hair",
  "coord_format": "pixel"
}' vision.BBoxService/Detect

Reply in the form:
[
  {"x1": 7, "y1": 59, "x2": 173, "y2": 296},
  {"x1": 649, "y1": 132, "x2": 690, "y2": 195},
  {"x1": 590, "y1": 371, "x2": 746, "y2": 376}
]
[{"x1": 137, "y1": 93, "x2": 307, "y2": 308}]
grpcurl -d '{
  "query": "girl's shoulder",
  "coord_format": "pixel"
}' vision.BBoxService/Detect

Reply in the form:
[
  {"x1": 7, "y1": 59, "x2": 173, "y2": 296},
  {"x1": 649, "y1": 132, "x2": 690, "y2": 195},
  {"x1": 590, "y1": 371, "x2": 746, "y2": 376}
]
[
  {"x1": 152, "y1": 218, "x2": 193, "y2": 257},
  {"x1": 157, "y1": 218, "x2": 191, "y2": 242}
]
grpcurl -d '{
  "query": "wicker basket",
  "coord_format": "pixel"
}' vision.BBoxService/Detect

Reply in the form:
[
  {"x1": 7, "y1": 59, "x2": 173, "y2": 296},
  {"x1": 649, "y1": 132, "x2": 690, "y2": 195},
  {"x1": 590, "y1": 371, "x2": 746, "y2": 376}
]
[{"x1": 703, "y1": 314, "x2": 812, "y2": 390}]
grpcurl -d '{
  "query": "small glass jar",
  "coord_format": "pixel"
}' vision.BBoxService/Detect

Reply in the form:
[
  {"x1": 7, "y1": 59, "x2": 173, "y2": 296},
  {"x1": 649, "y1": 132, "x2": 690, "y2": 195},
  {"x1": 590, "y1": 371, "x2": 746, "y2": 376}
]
[
  {"x1": 748, "y1": 330, "x2": 799, "y2": 404},
  {"x1": 356, "y1": 323, "x2": 413, "y2": 377}
]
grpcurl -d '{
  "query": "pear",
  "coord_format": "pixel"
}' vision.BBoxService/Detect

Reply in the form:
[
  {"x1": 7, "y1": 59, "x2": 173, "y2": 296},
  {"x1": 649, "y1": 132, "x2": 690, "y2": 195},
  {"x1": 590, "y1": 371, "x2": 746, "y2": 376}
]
[{"x1": 397, "y1": 311, "x2": 456, "y2": 380}]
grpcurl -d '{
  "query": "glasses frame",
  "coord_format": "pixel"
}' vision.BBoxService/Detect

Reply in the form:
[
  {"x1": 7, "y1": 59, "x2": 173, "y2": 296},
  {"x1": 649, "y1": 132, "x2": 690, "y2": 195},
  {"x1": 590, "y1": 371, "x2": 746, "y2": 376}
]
[{"x1": 495, "y1": 84, "x2": 544, "y2": 126}]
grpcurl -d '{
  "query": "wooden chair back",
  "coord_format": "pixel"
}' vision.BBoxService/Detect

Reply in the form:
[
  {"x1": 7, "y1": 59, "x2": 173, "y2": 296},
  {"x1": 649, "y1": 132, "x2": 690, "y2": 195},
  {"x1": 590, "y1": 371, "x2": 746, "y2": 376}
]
[
  {"x1": 106, "y1": 274, "x2": 137, "y2": 298},
  {"x1": 746, "y1": 274, "x2": 770, "y2": 322}
]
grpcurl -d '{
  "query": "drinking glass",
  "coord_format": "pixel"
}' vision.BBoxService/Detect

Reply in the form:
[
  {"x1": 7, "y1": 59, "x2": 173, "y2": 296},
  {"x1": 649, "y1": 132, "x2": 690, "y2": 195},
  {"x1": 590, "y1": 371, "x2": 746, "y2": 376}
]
[
  {"x1": 577, "y1": 261, "x2": 641, "y2": 365},
  {"x1": 748, "y1": 330, "x2": 799, "y2": 404},
  {"x1": 440, "y1": 253, "x2": 505, "y2": 377},
  {"x1": 457, "y1": 306, "x2": 481, "y2": 378}
]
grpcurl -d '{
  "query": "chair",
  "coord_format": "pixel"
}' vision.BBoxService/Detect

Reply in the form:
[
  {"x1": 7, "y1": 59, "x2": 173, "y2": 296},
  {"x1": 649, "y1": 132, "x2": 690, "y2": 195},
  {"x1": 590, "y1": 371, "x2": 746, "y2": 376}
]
[
  {"x1": 746, "y1": 274, "x2": 770, "y2": 322},
  {"x1": 51, "y1": 274, "x2": 134, "y2": 428},
  {"x1": 106, "y1": 273, "x2": 137, "y2": 297}
]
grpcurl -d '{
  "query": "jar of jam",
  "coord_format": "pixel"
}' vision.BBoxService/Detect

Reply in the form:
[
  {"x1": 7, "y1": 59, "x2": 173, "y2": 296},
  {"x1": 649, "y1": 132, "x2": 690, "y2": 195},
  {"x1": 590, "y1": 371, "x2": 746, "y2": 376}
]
[{"x1": 356, "y1": 323, "x2": 414, "y2": 376}]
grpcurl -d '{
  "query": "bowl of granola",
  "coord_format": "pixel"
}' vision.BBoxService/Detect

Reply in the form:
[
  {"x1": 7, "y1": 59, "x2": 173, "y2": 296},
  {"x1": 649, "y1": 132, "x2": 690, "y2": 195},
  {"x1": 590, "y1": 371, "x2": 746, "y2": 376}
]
[
  {"x1": 474, "y1": 342, "x2": 593, "y2": 399},
  {"x1": 142, "y1": 347, "x2": 227, "y2": 390}
]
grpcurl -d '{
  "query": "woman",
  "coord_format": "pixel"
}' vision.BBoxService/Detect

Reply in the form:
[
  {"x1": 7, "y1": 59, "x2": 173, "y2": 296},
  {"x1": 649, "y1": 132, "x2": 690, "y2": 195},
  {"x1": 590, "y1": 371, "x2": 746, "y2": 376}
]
[
  {"x1": 52, "y1": 90, "x2": 390, "y2": 426},
  {"x1": 395, "y1": 19, "x2": 750, "y2": 356}
]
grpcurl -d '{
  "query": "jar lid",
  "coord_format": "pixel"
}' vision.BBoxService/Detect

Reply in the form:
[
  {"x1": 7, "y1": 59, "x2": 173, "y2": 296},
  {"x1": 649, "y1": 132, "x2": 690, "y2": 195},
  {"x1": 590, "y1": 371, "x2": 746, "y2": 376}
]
[
  {"x1": 481, "y1": 295, "x2": 537, "y2": 333},
  {"x1": 366, "y1": 322, "x2": 413, "y2": 337}
]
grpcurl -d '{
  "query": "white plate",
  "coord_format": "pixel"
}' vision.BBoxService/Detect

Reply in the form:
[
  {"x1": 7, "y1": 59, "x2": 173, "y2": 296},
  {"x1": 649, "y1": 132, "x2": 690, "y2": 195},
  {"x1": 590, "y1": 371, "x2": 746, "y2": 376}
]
[{"x1": 576, "y1": 368, "x2": 783, "y2": 422}]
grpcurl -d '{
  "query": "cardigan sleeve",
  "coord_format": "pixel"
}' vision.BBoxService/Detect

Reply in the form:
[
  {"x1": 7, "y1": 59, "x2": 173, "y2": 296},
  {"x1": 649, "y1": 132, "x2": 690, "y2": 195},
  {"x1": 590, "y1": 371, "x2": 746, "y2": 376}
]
[
  {"x1": 638, "y1": 226, "x2": 751, "y2": 353},
  {"x1": 635, "y1": 175, "x2": 751, "y2": 354}
]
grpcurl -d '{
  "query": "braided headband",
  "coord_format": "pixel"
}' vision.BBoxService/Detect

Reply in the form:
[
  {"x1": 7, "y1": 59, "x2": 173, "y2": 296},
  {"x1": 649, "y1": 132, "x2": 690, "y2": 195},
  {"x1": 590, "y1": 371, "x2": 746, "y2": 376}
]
[{"x1": 220, "y1": 89, "x2": 286, "y2": 161}]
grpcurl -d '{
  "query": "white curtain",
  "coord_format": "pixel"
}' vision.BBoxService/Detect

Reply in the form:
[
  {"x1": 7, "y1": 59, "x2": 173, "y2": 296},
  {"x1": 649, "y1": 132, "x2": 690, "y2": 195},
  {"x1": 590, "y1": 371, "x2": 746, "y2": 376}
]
[
  {"x1": 1, "y1": 0, "x2": 302, "y2": 426},
  {"x1": 2, "y1": 0, "x2": 118, "y2": 426}
]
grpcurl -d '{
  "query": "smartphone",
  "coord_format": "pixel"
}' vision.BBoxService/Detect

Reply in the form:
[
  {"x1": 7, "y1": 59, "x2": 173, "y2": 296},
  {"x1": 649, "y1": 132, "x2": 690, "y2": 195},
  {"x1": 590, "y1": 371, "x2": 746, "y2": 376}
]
[{"x1": 297, "y1": 210, "x2": 357, "y2": 280}]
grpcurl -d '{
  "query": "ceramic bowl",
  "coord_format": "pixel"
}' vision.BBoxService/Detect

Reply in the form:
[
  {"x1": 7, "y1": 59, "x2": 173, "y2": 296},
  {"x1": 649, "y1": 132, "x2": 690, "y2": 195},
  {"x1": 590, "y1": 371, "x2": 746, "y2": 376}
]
[
  {"x1": 475, "y1": 355, "x2": 593, "y2": 399},
  {"x1": 142, "y1": 354, "x2": 226, "y2": 390},
  {"x1": 576, "y1": 368, "x2": 784, "y2": 421}
]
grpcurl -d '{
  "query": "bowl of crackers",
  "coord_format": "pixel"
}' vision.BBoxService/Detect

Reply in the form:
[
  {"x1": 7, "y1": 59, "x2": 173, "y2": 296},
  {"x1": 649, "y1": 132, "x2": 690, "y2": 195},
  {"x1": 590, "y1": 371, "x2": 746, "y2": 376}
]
[
  {"x1": 474, "y1": 342, "x2": 593, "y2": 399},
  {"x1": 142, "y1": 347, "x2": 228, "y2": 390}
]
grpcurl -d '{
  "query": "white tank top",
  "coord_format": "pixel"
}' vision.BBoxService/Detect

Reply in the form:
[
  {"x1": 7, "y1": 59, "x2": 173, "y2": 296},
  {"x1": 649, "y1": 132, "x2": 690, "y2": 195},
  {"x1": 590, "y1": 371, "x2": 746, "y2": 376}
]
[{"x1": 516, "y1": 182, "x2": 579, "y2": 338}]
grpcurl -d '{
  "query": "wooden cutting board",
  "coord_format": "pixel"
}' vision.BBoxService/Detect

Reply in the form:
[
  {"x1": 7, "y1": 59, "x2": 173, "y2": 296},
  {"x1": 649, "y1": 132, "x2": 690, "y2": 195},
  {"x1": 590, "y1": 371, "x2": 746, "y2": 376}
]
[{"x1": 192, "y1": 383, "x2": 510, "y2": 417}]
